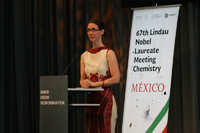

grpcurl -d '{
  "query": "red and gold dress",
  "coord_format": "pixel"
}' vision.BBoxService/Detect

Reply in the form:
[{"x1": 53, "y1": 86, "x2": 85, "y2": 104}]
[{"x1": 84, "y1": 46, "x2": 118, "y2": 133}]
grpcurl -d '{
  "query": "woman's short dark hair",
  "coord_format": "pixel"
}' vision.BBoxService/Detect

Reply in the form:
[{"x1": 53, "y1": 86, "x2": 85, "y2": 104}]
[{"x1": 87, "y1": 19, "x2": 107, "y2": 39}]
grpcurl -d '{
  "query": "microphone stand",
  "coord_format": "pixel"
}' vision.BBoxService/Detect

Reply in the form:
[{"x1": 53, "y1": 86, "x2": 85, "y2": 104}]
[{"x1": 62, "y1": 48, "x2": 82, "y2": 75}]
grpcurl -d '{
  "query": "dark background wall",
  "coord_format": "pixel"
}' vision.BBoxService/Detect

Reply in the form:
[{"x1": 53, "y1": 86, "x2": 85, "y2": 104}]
[{"x1": 0, "y1": 0, "x2": 199, "y2": 133}]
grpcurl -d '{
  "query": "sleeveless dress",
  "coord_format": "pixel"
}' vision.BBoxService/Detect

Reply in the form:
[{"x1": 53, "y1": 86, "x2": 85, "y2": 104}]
[{"x1": 84, "y1": 46, "x2": 118, "y2": 133}]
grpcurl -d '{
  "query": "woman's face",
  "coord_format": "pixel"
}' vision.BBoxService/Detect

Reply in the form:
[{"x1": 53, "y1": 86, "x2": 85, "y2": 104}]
[{"x1": 87, "y1": 23, "x2": 104, "y2": 43}]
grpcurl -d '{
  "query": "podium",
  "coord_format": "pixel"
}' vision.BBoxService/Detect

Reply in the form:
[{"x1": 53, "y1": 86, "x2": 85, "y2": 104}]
[{"x1": 39, "y1": 76, "x2": 103, "y2": 133}]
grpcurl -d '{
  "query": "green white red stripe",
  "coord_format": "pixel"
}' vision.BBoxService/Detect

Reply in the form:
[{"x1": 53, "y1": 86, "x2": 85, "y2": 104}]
[{"x1": 145, "y1": 99, "x2": 169, "y2": 133}]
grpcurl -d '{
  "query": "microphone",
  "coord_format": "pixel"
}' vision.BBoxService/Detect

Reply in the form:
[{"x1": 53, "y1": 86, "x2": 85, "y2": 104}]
[{"x1": 62, "y1": 47, "x2": 83, "y2": 75}]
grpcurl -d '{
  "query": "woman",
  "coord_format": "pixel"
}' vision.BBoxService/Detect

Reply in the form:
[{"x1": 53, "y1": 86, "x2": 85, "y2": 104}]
[{"x1": 80, "y1": 19, "x2": 120, "y2": 133}]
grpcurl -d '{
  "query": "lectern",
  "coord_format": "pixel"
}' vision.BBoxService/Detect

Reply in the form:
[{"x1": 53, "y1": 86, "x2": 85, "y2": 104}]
[
  {"x1": 40, "y1": 76, "x2": 103, "y2": 133},
  {"x1": 40, "y1": 76, "x2": 68, "y2": 133}
]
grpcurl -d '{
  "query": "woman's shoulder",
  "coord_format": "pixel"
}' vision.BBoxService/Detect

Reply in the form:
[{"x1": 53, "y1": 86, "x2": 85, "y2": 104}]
[
  {"x1": 106, "y1": 48, "x2": 117, "y2": 60},
  {"x1": 81, "y1": 51, "x2": 88, "y2": 59},
  {"x1": 82, "y1": 51, "x2": 88, "y2": 55},
  {"x1": 106, "y1": 47, "x2": 114, "y2": 54}
]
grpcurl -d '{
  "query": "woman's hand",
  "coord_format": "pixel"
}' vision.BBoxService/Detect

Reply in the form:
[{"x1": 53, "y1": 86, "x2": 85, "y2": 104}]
[
  {"x1": 80, "y1": 79, "x2": 97, "y2": 88},
  {"x1": 84, "y1": 79, "x2": 96, "y2": 88},
  {"x1": 80, "y1": 80, "x2": 91, "y2": 88}
]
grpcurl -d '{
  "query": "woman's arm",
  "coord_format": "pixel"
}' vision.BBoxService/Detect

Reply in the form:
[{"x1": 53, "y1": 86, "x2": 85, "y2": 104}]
[
  {"x1": 104, "y1": 49, "x2": 120, "y2": 86},
  {"x1": 80, "y1": 52, "x2": 90, "y2": 88}
]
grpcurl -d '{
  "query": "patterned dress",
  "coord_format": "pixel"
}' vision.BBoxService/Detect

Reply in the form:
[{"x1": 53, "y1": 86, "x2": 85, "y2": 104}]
[{"x1": 84, "y1": 46, "x2": 118, "y2": 133}]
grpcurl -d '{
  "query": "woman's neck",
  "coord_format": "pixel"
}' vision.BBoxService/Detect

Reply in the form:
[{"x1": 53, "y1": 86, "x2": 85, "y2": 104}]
[{"x1": 92, "y1": 41, "x2": 104, "y2": 49}]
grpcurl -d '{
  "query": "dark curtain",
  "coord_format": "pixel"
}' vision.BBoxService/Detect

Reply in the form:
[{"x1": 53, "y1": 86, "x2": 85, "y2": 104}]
[
  {"x1": 0, "y1": 0, "x2": 199, "y2": 133},
  {"x1": 168, "y1": 1, "x2": 200, "y2": 133}
]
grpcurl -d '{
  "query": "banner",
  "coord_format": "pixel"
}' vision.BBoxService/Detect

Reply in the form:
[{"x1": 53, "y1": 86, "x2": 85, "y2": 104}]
[{"x1": 122, "y1": 6, "x2": 180, "y2": 133}]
